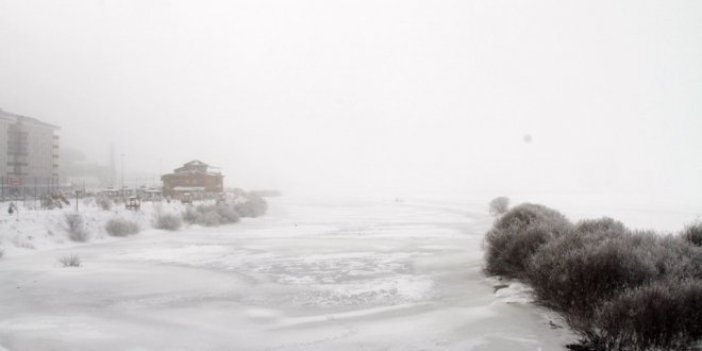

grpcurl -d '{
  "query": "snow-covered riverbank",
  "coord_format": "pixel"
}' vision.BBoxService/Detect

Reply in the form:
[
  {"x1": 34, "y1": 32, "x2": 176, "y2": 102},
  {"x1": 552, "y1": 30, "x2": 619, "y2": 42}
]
[
  {"x1": 0, "y1": 200, "x2": 185, "y2": 258},
  {"x1": 0, "y1": 197, "x2": 574, "y2": 350}
]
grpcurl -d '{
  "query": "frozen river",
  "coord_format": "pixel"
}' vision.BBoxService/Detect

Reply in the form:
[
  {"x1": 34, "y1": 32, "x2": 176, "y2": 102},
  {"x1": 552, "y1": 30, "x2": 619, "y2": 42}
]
[{"x1": 0, "y1": 197, "x2": 573, "y2": 350}]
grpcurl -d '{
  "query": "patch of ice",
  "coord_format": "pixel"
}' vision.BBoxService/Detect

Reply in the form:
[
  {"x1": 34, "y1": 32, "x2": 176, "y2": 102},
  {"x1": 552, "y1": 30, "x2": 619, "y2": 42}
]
[
  {"x1": 276, "y1": 302, "x2": 430, "y2": 328},
  {"x1": 0, "y1": 316, "x2": 109, "y2": 339},
  {"x1": 494, "y1": 282, "x2": 534, "y2": 304},
  {"x1": 244, "y1": 308, "x2": 283, "y2": 323},
  {"x1": 117, "y1": 245, "x2": 231, "y2": 264}
]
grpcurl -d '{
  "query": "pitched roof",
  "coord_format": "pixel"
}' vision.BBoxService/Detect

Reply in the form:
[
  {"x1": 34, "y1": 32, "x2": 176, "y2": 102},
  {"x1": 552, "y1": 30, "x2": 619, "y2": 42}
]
[
  {"x1": 184, "y1": 160, "x2": 208, "y2": 167},
  {"x1": 169, "y1": 160, "x2": 223, "y2": 175}
]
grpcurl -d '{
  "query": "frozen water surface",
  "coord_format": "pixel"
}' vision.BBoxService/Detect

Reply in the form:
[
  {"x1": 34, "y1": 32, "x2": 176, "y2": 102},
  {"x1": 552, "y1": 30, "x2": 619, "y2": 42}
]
[{"x1": 0, "y1": 198, "x2": 574, "y2": 350}]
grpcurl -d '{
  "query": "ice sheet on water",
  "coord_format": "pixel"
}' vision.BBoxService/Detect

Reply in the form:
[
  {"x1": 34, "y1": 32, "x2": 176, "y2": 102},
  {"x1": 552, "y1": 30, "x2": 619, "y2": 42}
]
[{"x1": 117, "y1": 245, "x2": 436, "y2": 308}]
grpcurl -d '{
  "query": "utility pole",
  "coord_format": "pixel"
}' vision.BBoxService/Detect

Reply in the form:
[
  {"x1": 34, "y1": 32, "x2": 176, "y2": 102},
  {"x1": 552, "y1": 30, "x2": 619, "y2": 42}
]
[
  {"x1": 109, "y1": 143, "x2": 117, "y2": 187},
  {"x1": 121, "y1": 153, "x2": 125, "y2": 199}
]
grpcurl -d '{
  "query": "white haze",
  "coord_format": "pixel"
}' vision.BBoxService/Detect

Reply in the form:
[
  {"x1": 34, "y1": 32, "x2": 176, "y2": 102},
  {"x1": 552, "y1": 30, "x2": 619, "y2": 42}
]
[{"x1": 1, "y1": 0, "x2": 701, "y2": 228}]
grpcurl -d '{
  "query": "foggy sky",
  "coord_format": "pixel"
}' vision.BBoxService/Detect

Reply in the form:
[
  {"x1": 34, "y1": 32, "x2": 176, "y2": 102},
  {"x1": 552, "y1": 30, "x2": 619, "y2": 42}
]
[{"x1": 1, "y1": 0, "x2": 701, "y2": 208}]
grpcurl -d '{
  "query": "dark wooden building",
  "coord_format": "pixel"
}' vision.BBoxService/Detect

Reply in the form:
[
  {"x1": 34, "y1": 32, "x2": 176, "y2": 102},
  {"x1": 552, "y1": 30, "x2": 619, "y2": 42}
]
[{"x1": 161, "y1": 160, "x2": 223, "y2": 198}]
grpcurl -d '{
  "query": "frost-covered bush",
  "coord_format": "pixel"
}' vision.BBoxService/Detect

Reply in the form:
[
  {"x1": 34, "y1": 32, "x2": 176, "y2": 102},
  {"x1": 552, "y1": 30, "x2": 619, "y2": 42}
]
[
  {"x1": 199, "y1": 210, "x2": 222, "y2": 226},
  {"x1": 527, "y1": 225, "x2": 702, "y2": 318},
  {"x1": 485, "y1": 212, "x2": 702, "y2": 350},
  {"x1": 183, "y1": 204, "x2": 240, "y2": 226},
  {"x1": 154, "y1": 213, "x2": 182, "y2": 231},
  {"x1": 488, "y1": 196, "x2": 510, "y2": 217},
  {"x1": 649, "y1": 234, "x2": 702, "y2": 280},
  {"x1": 105, "y1": 217, "x2": 140, "y2": 237},
  {"x1": 41, "y1": 196, "x2": 63, "y2": 210},
  {"x1": 216, "y1": 205, "x2": 241, "y2": 223},
  {"x1": 96, "y1": 197, "x2": 113, "y2": 211},
  {"x1": 483, "y1": 203, "x2": 572, "y2": 279},
  {"x1": 234, "y1": 193, "x2": 268, "y2": 218},
  {"x1": 64, "y1": 213, "x2": 89, "y2": 242},
  {"x1": 59, "y1": 254, "x2": 81, "y2": 267},
  {"x1": 574, "y1": 217, "x2": 628, "y2": 236},
  {"x1": 182, "y1": 207, "x2": 200, "y2": 224},
  {"x1": 682, "y1": 221, "x2": 702, "y2": 247},
  {"x1": 589, "y1": 279, "x2": 702, "y2": 350},
  {"x1": 183, "y1": 206, "x2": 220, "y2": 226},
  {"x1": 526, "y1": 228, "x2": 656, "y2": 319}
]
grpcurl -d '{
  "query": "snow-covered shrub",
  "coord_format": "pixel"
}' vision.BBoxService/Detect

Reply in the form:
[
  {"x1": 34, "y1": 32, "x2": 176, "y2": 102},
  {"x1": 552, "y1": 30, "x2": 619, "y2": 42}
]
[
  {"x1": 183, "y1": 204, "x2": 240, "y2": 226},
  {"x1": 96, "y1": 197, "x2": 113, "y2": 211},
  {"x1": 574, "y1": 217, "x2": 628, "y2": 235},
  {"x1": 41, "y1": 197, "x2": 61, "y2": 210},
  {"x1": 525, "y1": 227, "x2": 656, "y2": 319},
  {"x1": 484, "y1": 206, "x2": 702, "y2": 350},
  {"x1": 183, "y1": 206, "x2": 210, "y2": 226},
  {"x1": 488, "y1": 196, "x2": 510, "y2": 217},
  {"x1": 59, "y1": 254, "x2": 81, "y2": 267},
  {"x1": 216, "y1": 205, "x2": 241, "y2": 223},
  {"x1": 105, "y1": 217, "x2": 140, "y2": 237},
  {"x1": 650, "y1": 234, "x2": 702, "y2": 280},
  {"x1": 234, "y1": 193, "x2": 268, "y2": 218},
  {"x1": 200, "y1": 211, "x2": 221, "y2": 226},
  {"x1": 483, "y1": 203, "x2": 572, "y2": 279},
  {"x1": 528, "y1": 224, "x2": 702, "y2": 314},
  {"x1": 155, "y1": 213, "x2": 182, "y2": 231},
  {"x1": 493, "y1": 215, "x2": 702, "y2": 350},
  {"x1": 589, "y1": 279, "x2": 702, "y2": 350},
  {"x1": 64, "y1": 213, "x2": 89, "y2": 242},
  {"x1": 682, "y1": 221, "x2": 702, "y2": 247},
  {"x1": 188, "y1": 207, "x2": 220, "y2": 226},
  {"x1": 182, "y1": 206, "x2": 200, "y2": 224}
]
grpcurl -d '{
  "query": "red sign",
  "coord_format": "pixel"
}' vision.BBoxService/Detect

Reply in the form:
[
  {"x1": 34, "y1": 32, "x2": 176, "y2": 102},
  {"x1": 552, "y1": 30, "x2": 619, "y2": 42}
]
[{"x1": 6, "y1": 177, "x2": 22, "y2": 187}]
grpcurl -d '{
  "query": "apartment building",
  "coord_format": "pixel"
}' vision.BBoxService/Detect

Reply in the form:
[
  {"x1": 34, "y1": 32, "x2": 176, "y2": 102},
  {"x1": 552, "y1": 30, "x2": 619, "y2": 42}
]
[{"x1": 0, "y1": 108, "x2": 60, "y2": 197}]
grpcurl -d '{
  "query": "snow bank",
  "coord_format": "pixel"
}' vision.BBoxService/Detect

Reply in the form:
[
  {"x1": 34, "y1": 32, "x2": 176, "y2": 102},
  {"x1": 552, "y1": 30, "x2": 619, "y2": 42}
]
[{"x1": 0, "y1": 200, "x2": 212, "y2": 258}]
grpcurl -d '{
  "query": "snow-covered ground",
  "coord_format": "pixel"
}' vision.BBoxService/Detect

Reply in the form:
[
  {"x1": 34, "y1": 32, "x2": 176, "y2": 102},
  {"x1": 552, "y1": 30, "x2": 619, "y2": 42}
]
[{"x1": 0, "y1": 197, "x2": 574, "y2": 350}]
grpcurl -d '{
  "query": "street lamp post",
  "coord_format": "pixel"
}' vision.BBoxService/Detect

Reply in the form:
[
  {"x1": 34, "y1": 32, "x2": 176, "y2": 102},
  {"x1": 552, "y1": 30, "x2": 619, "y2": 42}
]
[{"x1": 121, "y1": 153, "x2": 125, "y2": 199}]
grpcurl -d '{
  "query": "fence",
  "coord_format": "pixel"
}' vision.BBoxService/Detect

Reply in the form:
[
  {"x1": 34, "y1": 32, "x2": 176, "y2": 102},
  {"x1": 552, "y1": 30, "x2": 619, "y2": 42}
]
[{"x1": 0, "y1": 176, "x2": 67, "y2": 202}]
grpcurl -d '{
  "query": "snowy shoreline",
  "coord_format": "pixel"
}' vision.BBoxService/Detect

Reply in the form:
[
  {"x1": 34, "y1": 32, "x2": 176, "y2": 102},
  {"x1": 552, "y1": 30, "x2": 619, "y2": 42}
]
[{"x1": 0, "y1": 197, "x2": 577, "y2": 350}]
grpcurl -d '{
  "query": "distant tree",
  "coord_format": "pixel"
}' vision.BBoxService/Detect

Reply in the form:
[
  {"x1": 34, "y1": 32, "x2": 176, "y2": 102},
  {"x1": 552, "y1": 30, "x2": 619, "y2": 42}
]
[{"x1": 488, "y1": 196, "x2": 510, "y2": 217}]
